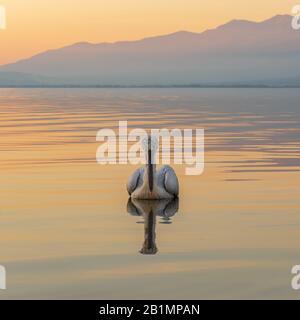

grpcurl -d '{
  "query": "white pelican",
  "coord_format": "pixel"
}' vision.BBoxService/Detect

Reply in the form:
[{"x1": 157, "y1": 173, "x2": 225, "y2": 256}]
[{"x1": 127, "y1": 137, "x2": 179, "y2": 199}]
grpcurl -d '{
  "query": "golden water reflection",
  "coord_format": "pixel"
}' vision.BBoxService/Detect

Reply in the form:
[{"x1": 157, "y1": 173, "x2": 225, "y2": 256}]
[
  {"x1": 0, "y1": 88, "x2": 300, "y2": 299},
  {"x1": 127, "y1": 198, "x2": 179, "y2": 255}
]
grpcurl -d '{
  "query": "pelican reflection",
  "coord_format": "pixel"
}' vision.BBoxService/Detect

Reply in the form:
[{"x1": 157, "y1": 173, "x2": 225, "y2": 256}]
[{"x1": 127, "y1": 198, "x2": 179, "y2": 255}]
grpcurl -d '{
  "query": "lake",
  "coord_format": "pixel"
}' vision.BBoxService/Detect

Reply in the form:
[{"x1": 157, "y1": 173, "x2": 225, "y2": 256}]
[{"x1": 0, "y1": 88, "x2": 299, "y2": 299}]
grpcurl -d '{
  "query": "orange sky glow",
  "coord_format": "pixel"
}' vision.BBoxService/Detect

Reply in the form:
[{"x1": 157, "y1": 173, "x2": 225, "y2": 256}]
[{"x1": 0, "y1": 0, "x2": 296, "y2": 65}]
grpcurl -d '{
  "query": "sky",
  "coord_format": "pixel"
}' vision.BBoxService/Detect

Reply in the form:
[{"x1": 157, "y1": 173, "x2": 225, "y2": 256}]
[{"x1": 0, "y1": 0, "x2": 297, "y2": 65}]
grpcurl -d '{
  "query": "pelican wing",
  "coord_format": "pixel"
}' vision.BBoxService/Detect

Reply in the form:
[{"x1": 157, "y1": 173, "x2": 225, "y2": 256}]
[
  {"x1": 163, "y1": 198, "x2": 179, "y2": 217},
  {"x1": 157, "y1": 165, "x2": 179, "y2": 197},
  {"x1": 126, "y1": 167, "x2": 144, "y2": 195},
  {"x1": 127, "y1": 199, "x2": 142, "y2": 216}
]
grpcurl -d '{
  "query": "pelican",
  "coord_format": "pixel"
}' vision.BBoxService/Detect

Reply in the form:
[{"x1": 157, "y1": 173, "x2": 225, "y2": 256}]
[
  {"x1": 127, "y1": 198, "x2": 179, "y2": 255},
  {"x1": 127, "y1": 137, "x2": 179, "y2": 199}
]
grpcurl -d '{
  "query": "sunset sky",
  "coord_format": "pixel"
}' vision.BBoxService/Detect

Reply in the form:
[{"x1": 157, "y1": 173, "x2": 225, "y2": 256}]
[{"x1": 0, "y1": 0, "x2": 296, "y2": 65}]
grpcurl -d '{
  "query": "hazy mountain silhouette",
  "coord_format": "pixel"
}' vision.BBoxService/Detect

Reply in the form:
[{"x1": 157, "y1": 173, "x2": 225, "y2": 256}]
[{"x1": 1, "y1": 15, "x2": 300, "y2": 86}]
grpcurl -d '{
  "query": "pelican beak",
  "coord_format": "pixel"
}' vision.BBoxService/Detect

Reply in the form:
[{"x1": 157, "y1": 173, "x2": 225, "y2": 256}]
[{"x1": 148, "y1": 149, "x2": 153, "y2": 192}]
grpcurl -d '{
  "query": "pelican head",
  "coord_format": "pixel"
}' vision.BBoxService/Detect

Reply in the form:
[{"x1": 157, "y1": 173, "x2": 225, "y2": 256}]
[
  {"x1": 141, "y1": 135, "x2": 158, "y2": 153},
  {"x1": 142, "y1": 136, "x2": 158, "y2": 192}
]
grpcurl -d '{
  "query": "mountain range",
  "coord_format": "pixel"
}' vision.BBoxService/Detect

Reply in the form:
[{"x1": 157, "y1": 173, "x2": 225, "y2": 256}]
[{"x1": 0, "y1": 14, "x2": 300, "y2": 87}]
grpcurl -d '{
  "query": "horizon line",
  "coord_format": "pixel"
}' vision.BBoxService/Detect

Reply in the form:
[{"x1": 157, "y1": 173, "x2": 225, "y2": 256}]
[{"x1": 0, "y1": 84, "x2": 299, "y2": 89}]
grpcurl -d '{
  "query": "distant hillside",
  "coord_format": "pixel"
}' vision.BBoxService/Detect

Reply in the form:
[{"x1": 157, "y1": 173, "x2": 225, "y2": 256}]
[
  {"x1": 0, "y1": 15, "x2": 300, "y2": 86},
  {"x1": 0, "y1": 72, "x2": 58, "y2": 86}
]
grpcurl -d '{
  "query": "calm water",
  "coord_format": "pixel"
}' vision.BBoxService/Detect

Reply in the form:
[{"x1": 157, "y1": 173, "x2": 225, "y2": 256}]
[{"x1": 0, "y1": 88, "x2": 300, "y2": 299}]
